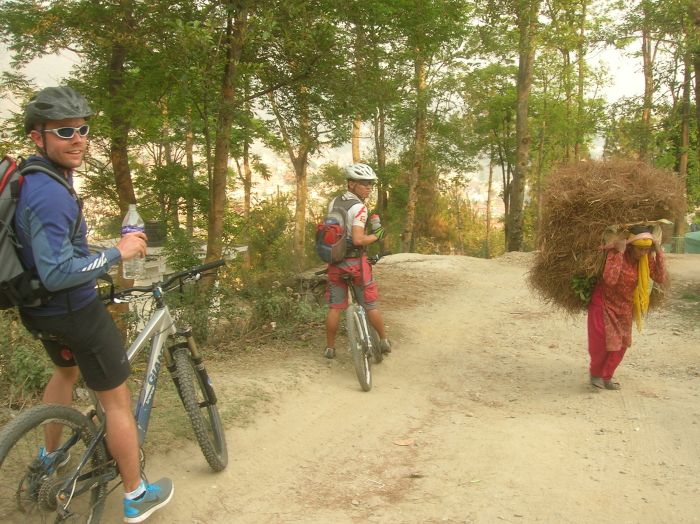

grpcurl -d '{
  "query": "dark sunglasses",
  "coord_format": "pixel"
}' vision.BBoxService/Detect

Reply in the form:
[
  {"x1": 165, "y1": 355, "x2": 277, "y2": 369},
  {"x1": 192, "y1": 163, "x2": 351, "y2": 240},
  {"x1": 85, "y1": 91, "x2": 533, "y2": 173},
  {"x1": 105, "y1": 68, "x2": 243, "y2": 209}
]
[
  {"x1": 355, "y1": 180, "x2": 375, "y2": 187},
  {"x1": 44, "y1": 125, "x2": 90, "y2": 140}
]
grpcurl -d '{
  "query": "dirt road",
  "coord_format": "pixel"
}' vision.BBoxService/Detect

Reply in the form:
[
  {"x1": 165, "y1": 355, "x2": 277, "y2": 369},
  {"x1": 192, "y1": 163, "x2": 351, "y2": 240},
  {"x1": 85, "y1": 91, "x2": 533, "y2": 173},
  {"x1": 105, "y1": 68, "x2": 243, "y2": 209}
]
[{"x1": 134, "y1": 253, "x2": 700, "y2": 524}]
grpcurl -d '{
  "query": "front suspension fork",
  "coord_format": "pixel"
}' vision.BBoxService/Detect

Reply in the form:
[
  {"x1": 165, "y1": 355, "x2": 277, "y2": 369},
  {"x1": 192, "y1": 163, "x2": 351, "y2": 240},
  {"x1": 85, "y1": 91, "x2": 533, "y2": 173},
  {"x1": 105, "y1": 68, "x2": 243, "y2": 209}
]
[{"x1": 167, "y1": 329, "x2": 218, "y2": 405}]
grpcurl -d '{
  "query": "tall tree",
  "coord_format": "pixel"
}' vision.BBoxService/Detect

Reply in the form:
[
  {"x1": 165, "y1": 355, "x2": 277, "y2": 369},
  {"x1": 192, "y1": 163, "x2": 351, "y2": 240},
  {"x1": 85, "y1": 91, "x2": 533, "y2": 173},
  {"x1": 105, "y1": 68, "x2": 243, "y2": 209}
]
[
  {"x1": 259, "y1": 1, "x2": 351, "y2": 265},
  {"x1": 206, "y1": 1, "x2": 250, "y2": 264},
  {"x1": 507, "y1": 0, "x2": 541, "y2": 251},
  {"x1": 688, "y1": 0, "x2": 700, "y2": 206},
  {"x1": 395, "y1": 0, "x2": 472, "y2": 252}
]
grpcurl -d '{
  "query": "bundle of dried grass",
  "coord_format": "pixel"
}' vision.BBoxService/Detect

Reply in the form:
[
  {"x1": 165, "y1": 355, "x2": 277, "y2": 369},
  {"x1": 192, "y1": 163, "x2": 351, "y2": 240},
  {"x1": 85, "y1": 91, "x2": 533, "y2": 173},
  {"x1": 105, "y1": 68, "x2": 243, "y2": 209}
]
[{"x1": 529, "y1": 159, "x2": 685, "y2": 314}]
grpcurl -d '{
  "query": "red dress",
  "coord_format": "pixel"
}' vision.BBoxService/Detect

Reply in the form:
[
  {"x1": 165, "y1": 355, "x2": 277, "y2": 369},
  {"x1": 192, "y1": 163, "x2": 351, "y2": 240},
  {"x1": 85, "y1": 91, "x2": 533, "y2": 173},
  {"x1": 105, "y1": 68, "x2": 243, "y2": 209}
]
[{"x1": 587, "y1": 249, "x2": 665, "y2": 380}]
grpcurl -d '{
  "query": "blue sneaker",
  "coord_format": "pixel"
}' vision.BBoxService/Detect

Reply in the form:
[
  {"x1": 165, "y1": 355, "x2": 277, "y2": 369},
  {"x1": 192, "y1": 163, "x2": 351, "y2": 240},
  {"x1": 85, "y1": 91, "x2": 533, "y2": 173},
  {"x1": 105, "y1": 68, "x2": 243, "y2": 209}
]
[
  {"x1": 38, "y1": 446, "x2": 70, "y2": 473},
  {"x1": 123, "y1": 478, "x2": 174, "y2": 523}
]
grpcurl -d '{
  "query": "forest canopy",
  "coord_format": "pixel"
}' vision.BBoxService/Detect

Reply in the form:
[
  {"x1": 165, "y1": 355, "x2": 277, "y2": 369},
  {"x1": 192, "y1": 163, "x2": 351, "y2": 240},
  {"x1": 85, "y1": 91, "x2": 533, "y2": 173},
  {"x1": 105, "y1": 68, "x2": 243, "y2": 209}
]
[{"x1": 1, "y1": 0, "x2": 698, "y2": 269}]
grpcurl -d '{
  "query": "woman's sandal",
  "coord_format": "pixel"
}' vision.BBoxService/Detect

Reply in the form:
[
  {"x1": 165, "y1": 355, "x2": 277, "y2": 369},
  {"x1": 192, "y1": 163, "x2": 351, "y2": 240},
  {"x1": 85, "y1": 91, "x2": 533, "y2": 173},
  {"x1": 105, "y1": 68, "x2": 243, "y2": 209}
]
[
  {"x1": 590, "y1": 376, "x2": 605, "y2": 389},
  {"x1": 604, "y1": 380, "x2": 621, "y2": 390}
]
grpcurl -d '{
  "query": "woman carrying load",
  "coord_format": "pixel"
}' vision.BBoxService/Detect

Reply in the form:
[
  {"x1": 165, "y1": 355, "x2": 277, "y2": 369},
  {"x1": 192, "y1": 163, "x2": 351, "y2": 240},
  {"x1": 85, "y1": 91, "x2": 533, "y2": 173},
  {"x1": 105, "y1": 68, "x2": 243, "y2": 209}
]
[{"x1": 588, "y1": 225, "x2": 666, "y2": 390}]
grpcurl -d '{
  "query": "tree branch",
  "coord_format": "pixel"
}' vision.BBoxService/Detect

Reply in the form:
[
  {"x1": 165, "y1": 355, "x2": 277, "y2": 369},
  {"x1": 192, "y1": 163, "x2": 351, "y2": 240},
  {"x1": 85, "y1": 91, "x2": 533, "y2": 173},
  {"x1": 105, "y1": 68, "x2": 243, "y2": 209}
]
[{"x1": 244, "y1": 55, "x2": 320, "y2": 102}]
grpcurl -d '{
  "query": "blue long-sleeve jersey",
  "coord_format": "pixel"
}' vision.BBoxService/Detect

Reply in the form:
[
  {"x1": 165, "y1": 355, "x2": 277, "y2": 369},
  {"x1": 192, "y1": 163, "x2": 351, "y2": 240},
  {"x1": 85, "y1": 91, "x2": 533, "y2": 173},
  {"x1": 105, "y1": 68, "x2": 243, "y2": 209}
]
[{"x1": 15, "y1": 156, "x2": 121, "y2": 316}]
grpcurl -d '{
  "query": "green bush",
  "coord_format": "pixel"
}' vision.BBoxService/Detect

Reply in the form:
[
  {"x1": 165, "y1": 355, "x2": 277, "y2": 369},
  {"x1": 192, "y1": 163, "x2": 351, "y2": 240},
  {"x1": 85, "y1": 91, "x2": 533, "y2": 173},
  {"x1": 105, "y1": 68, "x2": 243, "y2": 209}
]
[
  {"x1": 209, "y1": 260, "x2": 325, "y2": 342},
  {"x1": 9, "y1": 344, "x2": 52, "y2": 399},
  {"x1": 0, "y1": 311, "x2": 52, "y2": 402},
  {"x1": 164, "y1": 230, "x2": 203, "y2": 271}
]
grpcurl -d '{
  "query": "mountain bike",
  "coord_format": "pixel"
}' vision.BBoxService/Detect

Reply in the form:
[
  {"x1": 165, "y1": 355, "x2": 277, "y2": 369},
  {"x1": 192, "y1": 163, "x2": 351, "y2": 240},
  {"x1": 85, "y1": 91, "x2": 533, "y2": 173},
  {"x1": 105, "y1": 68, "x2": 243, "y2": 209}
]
[
  {"x1": 319, "y1": 253, "x2": 385, "y2": 392},
  {"x1": 0, "y1": 260, "x2": 228, "y2": 523}
]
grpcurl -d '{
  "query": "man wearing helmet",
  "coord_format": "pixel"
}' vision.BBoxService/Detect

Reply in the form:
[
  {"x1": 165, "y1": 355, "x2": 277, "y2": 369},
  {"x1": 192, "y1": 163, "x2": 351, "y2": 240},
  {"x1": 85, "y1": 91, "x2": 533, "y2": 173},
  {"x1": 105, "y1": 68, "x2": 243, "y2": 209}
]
[
  {"x1": 323, "y1": 163, "x2": 391, "y2": 359},
  {"x1": 17, "y1": 86, "x2": 173, "y2": 522}
]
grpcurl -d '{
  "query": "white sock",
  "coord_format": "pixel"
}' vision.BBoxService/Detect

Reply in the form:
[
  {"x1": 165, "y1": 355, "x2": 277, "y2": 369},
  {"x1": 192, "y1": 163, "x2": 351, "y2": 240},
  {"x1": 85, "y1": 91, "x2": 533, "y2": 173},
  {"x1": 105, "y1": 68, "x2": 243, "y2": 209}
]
[{"x1": 124, "y1": 480, "x2": 146, "y2": 500}]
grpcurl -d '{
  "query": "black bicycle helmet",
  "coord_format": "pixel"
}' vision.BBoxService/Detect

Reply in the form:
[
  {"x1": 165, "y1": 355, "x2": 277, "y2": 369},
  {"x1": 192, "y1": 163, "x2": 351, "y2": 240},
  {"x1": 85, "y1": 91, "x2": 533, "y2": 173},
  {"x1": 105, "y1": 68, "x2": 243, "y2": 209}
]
[{"x1": 24, "y1": 86, "x2": 93, "y2": 134}]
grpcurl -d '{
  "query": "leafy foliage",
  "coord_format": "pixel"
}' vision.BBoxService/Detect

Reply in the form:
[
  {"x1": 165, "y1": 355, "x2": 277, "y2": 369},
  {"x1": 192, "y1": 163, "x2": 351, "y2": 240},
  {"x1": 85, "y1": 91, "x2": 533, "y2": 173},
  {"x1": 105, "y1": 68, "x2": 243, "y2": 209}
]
[{"x1": 0, "y1": 311, "x2": 52, "y2": 403}]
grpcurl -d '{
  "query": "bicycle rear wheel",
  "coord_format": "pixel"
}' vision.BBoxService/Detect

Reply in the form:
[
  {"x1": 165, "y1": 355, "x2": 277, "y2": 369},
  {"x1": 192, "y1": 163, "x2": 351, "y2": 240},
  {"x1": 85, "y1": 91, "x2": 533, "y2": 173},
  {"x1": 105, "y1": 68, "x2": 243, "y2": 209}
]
[
  {"x1": 0, "y1": 404, "x2": 109, "y2": 523},
  {"x1": 347, "y1": 305, "x2": 372, "y2": 391},
  {"x1": 171, "y1": 343, "x2": 228, "y2": 471}
]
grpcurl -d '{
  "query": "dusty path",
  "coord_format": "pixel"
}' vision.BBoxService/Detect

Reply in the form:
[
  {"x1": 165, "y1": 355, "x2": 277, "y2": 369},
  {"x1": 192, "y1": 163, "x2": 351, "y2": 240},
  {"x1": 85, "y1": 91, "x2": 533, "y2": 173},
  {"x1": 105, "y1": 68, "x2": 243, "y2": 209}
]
[{"x1": 133, "y1": 253, "x2": 700, "y2": 524}]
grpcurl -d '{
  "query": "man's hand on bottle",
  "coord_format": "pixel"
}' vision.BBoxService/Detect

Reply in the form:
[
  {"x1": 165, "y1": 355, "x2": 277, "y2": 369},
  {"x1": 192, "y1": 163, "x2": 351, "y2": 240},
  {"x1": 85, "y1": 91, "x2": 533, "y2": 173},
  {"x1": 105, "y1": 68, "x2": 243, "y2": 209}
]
[{"x1": 117, "y1": 232, "x2": 148, "y2": 260}]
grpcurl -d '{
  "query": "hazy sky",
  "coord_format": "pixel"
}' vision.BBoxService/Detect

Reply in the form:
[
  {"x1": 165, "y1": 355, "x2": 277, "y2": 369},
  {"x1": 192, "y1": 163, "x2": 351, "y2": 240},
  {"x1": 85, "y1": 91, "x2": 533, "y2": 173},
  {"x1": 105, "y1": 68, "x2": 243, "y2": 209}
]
[{"x1": 1, "y1": 46, "x2": 81, "y2": 117}]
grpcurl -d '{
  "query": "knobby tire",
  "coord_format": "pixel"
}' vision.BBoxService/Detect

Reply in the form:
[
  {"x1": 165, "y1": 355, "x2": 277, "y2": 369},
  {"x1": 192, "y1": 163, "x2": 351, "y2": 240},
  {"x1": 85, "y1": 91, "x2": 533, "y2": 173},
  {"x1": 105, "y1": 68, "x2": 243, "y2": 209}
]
[
  {"x1": 347, "y1": 305, "x2": 372, "y2": 391},
  {"x1": 0, "y1": 404, "x2": 109, "y2": 523},
  {"x1": 171, "y1": 344, "x2": 228, "y2": 472},
  {"x1": 369, "y1": 325, "x2": 383, "y2": 364}
]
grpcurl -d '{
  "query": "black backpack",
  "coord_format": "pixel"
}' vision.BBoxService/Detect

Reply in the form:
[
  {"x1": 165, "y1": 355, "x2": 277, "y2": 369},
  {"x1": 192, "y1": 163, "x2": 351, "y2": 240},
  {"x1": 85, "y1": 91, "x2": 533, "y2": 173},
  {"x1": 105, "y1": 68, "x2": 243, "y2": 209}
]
[{"x1": 0, "y1": 156, "x2": 81, "y2": 309}]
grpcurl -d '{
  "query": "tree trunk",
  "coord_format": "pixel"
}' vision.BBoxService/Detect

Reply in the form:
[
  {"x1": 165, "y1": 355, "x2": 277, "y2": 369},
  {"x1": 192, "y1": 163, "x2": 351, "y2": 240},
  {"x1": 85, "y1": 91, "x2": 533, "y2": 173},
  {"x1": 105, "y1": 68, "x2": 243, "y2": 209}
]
[
  {"x1": 268, "y1": 86, "x2": 311, "y2": 267},
  {"x1": 507, "y1": 0, "x2": 540, "y2": 252},
  {"x1": 536, "y1": 119, "x2": 546, "y2": 238},
  {"x1": 640, "y1": 6, "x2": 653, "y2": 162},
  {"x1": 106, "y1": 38, "x2": 136, "y2": 333},
  {"x1": 352, "y1": 20, "x2": 365, "y2": 164},
  {"x1": 536, "y1": 75, "x2": 548, "y2": 237},
  {"x1": 374, "y1": 107, "x2": 388, "y2": 215},
  {"x1": 675, "y1": 51, "x2": 691, "y2": 239},
  {"x1": 241, "y1": 136, "x2": 253, "y2": 268},
  {"x1": 185, "y1": 112, "x2": 195, "y2": 238},
  {"x1": 486, "y1": 155, "x2": 494, "y2": 259},
  {"x1": 292, "y1": 87, "x2": 312, "y2": 267},
  {"x1": 562, "y1": 49, "x2": 572, "y2": 163},
  {"x1": 495, "y1": 133, "x2": 510, "y2": 241},
  {"x1": 575, "y1": 0, "x2": 587, "y2": 161},
  {"x1": 374, "y1": 106, "x2": 388, "y2": 252},
  {"x1": 161, "y1": 116, "x2": 180, "y2": 229},
  {"x1": 292, "y1": 153, "x2": 309, "y2": 269},
  {"x1": 352, "y1": 118, "x2": 361, "y2": 162},
  {"x1": 401, "y1": 48, "x2": 427, "y2": 253},
  {"x1": 689, "y1": 1, "x2": 700, "y2": 208},
  {"x1": 206, "y1": 3, "x2": 248, "y2": 264},
  {"x1": 107, "y1": 41, "x2": 135, "y2": 214}
]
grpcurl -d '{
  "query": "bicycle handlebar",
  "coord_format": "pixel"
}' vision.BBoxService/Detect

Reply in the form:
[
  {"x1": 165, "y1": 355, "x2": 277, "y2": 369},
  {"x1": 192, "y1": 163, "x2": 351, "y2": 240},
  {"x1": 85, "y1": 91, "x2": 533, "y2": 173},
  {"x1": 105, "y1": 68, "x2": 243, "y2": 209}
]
[{"x1": 105, "y1": 259, "x2": 225, "y2": 302}]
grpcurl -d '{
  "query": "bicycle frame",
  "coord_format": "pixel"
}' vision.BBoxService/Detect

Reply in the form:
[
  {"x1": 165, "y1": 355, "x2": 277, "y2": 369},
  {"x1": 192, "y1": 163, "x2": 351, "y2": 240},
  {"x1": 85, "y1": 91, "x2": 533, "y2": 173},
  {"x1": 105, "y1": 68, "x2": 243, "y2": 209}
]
[
  {"x1": 57, "y1": 293, "x2": 183, "y2": 517},
  {"x1": 2, "y1": 260, "x2": 227, "y2": 522},
  {"x1": 126, "y1": 302, "x2": 178, "y2": 444},
  {"x1": 347, "y1": 284, "x2": 373, "y2": 354},
  {"x1": 86, "y1": 291, "x2": 181, "y2": 445}
]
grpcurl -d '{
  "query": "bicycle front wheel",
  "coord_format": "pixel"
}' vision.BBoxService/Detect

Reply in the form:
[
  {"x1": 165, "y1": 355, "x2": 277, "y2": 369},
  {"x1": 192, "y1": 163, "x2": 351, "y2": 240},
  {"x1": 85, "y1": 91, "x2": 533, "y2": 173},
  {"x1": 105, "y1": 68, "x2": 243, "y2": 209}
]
[
  {"x1": 171, "y1": 343, "x2": 228, "y2": 471},
  {"x1": 369, "y1": 325, "x2": 383, "y2": 364},
  {"x1": 0, "y1": 404, "x2": 109, "y2": 523},
  {"x1": 347, "y1": 305, "x2": 372, "y2": 392}
]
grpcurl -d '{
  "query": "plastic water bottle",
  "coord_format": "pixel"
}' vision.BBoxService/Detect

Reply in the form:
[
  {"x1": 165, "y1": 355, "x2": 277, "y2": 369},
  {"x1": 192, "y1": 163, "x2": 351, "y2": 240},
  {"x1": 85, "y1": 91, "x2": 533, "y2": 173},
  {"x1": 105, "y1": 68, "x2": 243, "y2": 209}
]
[
  {"x1": 121, "y1": 204, "x2": 145, "y2": 279},
  {"x1": 370, "y1": 214, "x2": 381, "y2": 231}
]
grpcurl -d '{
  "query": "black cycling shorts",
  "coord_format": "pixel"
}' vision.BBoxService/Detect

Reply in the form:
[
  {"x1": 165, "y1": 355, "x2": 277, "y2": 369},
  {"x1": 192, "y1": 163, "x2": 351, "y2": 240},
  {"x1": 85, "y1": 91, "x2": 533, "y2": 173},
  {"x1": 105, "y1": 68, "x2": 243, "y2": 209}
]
[{"x1": 20, "y1": 298, "x2": 130, "y2": 391}]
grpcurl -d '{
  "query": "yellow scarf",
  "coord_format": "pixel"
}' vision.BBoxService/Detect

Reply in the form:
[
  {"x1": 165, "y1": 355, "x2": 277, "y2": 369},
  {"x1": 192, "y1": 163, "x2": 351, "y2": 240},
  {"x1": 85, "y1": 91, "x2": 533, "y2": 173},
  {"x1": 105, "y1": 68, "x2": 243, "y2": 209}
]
[{"x1": 631, "y1": 238, "x2": 653, "y2": 331}]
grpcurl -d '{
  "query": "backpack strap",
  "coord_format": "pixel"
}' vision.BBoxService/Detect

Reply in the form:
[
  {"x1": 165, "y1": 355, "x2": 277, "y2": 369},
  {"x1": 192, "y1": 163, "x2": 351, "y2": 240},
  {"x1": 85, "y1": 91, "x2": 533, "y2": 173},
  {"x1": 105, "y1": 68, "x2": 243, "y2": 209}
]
[
  {"x1": 18, "y1": 159, "x2": 83, "y2": 241},
  {"x1": 332, "y1": 194, "x2": 362, "y2": 213}
]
